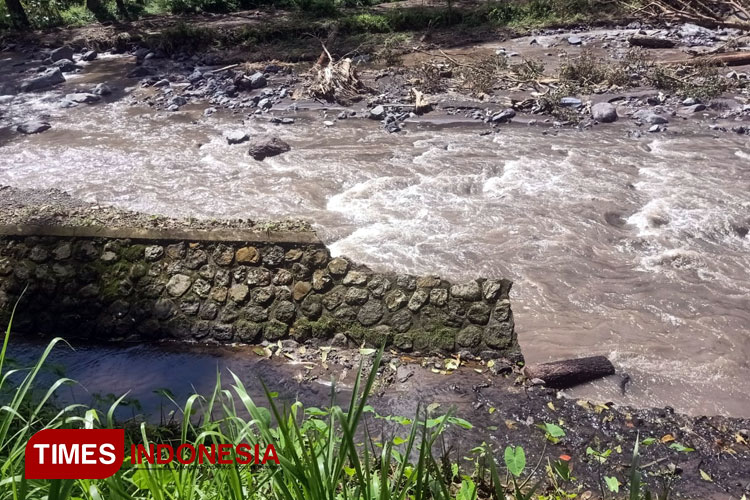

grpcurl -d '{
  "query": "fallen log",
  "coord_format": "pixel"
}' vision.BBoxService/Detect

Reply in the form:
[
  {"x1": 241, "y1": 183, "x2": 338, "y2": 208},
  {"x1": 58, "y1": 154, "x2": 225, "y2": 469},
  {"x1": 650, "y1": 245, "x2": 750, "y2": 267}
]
[
  {"x1": 523, "y1": 355, "x2": 615, "y2": 389},
  {"x1": 668, "y1": 51, "x2": 750, "y2": 67},
  {"x1": 629, "y1": 36, "x2": 676, "y2": 49}
]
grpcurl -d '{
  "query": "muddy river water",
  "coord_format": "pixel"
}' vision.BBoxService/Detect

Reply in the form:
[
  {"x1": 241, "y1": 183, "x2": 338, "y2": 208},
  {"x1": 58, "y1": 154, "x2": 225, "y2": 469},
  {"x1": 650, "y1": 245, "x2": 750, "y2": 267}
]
[{"x1": 1, "y1": 54, "x2": 749, "y2": 418}]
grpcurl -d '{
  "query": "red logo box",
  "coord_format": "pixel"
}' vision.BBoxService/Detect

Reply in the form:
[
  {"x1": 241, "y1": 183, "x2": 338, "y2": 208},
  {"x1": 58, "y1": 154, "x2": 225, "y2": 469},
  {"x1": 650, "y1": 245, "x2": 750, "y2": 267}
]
[{"x1": 25, "y1": 429, "x2": 125, "y2": 479}]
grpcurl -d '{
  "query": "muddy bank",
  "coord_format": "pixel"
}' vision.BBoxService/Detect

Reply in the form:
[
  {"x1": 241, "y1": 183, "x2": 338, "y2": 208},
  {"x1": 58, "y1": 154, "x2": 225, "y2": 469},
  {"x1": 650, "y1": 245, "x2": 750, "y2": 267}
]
[{"x1": 8, "y1": 337, "x2": 750, "y2": 499}]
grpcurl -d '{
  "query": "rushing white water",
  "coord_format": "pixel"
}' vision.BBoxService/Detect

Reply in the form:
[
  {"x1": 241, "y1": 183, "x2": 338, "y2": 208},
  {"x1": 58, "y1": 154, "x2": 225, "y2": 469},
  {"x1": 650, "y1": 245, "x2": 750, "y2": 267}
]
[{"x1": 1, "y1": 56, "x2": 749, "y2": 417}]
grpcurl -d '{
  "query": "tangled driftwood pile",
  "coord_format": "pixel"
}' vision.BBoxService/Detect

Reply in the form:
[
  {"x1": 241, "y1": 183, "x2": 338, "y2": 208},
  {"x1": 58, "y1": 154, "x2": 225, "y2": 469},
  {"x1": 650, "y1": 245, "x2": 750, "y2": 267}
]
[
  {"x1": 632, "y1": 0, "x2": 750, "y2": 29},
  {"x1": 304, "y1": 45, "x2": 371, "y2": 104}
]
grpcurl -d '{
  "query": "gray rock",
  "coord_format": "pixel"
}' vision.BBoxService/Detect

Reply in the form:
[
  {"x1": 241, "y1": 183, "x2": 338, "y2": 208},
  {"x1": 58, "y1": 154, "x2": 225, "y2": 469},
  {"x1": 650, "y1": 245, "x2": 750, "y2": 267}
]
[
  {"x1": 52, "y1": 59, "x2": 79, "y2": 72},
  {"x1": 17, "y1": 121, "x2": 51, "y2": 134},
  {"x1": 490, "y1": 108, "x2": 516, "y2": 123},
  {"x1": 65, "y1": 93, "x2": 100, "y2": 104},
  {"x1": 166, "y1": 274, "x2": 192, "y2": 297},
  {"x1": 82, "y1": 50, "x2": 98, "y2": 61},
  {"x1": 634, "y1": 110, "x2": 669, "y2": 124},
  {"x1": 224, "y1": 130, "x2": 249, "y2": 145},
  {"x1": 248, "y1": 136, "x2": 291, "y2": 161},
  {"x1": 369, "y1": 105, "x2": 386, "y2": 120},
  {"x1": 20, "y1": 68, "x2": 65, "y2": 92},
  {"x1": 357, "y1": 300, "x2": 384, "y2": 326},
  {"x1": 144, "y1": 245, "x2": 164, "y2": 261},
  {"x1": 257, "y1": 98, "x2": 272, "y2": 110},
  {"x1": 407, "y1": 289, "x2": 429, "y2": 312},
  {"x1": 188, "y1": 69, "x2": 203, "y2": 83},
  {"x1": 450, "y1": 281, "x2": 482, "y2": 301},
  {"x1": 591, "y1": 102, "x2": 617, "y2": 123},
  {"x1": 153, "y1": 79, "x2": 170, "y2": 88},
  {"x1": 648, "y1": 124, "x2": 662, "y2": 133},
  {"x1": 683, "y1": 103, "x2": 706, "y2": 113},
  {"x1": 169, "y1": 95, "x2": 187, "y2": 108},
  {"x1": 682, "y1": 97, "x2": 698, "y2": 106},
  {"x1": 567, "y1": 35, "x2": 582, "y2": 45},
  {"x1": 127, "y1": 66, "x2": 153, "y2": 78},
  {"x1": 92, "y1": 83, "x2": 112, "y2": 96},
  {"x1": 49, "y1": 46, "x2": 74, "y2": 62},
  {"x1": 248, "y1": 72, "x2": 267, "y2": 89}
]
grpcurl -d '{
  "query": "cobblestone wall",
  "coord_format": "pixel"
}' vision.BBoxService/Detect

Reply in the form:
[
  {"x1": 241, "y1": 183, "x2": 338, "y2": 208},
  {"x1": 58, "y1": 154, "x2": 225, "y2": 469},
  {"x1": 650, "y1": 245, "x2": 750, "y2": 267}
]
[{"x1": 0, "y1": 232, "x2": 521, "y2": 359}]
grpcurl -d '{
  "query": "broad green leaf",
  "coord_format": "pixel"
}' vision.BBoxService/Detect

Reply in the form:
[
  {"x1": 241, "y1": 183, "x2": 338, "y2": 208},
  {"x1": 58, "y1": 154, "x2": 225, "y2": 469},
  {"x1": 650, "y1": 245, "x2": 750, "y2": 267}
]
[{"x1": 504, "y1": 445, "x2": 526, "y2": 477}]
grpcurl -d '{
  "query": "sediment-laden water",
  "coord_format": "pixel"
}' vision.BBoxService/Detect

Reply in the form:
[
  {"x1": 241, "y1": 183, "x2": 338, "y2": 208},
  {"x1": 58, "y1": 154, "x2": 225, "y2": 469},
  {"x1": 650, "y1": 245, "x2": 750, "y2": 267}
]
[{"x1": 1, "y1": 54, "x2": 749, "y2": 417}]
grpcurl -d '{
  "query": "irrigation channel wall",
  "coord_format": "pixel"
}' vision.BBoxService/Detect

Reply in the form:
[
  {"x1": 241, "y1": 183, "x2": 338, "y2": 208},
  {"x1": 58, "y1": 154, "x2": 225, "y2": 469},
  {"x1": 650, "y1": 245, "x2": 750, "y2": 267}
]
[{"x1": 0, "y1": 225, "x2": 521, "y2": 359}]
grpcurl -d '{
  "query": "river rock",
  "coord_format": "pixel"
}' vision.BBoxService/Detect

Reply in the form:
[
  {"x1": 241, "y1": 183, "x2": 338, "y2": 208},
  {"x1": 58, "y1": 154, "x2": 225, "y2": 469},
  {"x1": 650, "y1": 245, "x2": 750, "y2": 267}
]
[
  {"x1": 82, "y1": 50, "x2": 98, "y2": 61},
  {"x1": 17, "y1": 121, "x2": 51, "y2": 134},
  {"x1": 224, "y1": 130, "x2": 249, "y2": 145},
  {"x1": 567, "y1": 35, "x2": 582, "y2": 45},
  {"x1": 53, "y1": 59, "x2": 79, "y2": 72},
  {"x1": 248, "y1": 136, "x2": 290, "y2": 161},
  {"x1": 19, "y1": 68, "x2": 65, "y2": 92},
  {"x1": 369, "y1": 105, "x2": 386, "y2": 120},
  {"x1": 49, "y1": 46, "x2": 74, "y2": 62},
  {"x1": 127, "y1": 66, "x2": 153, "y2": 78},
  {"x1": 92, "y1": 83, "x2": 112, "y2": 96},
  {"x1": 248, "y1": 72, "x2": 266, "y2": 89},
  {"x1": 491, "y1": 108, "x2": 516, "y2": 123},
  {"x1": 634, "y1": 110, "x2": 669, "y2": 124},
  {"x1": 66, "y1": 93, "x2": 100, "y2": 104},
  {"x1": 682, "y1": 103, "x2": 706, "y2": 113},
  {"x1": 591, "y1": 102, "x2": 617, "y2": 123},
  {"x1": 169, "y1": 95, "x2": 187, "y2": 108}
]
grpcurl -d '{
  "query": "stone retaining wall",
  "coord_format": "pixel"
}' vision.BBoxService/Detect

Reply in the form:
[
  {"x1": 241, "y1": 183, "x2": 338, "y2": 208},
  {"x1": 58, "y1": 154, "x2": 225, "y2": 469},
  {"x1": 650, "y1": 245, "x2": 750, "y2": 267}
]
[{"x1": 0, "y1": 228, "x2": 521, "y2": 359}]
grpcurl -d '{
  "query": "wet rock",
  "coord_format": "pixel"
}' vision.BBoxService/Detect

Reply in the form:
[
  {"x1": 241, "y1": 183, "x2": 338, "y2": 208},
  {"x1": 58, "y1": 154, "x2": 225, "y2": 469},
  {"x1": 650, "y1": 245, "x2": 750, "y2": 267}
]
[
  {"x1": 53, "y1": 59, "x2": 79, "y2": 72},
  {"x1": 591, "y1": 102, "x2": 617, "y2": 123},
  {"x1": 682, "y1": 97, "x2": 699, "y2": 106},
  {"x1": 169, "y1": 95, "x2": 187, "y2": 108},
  {"x1": 248, "y1": 136, "x2": 291, "y2": 161},
  {"x1": 65, "y1": 93, "x2": 100, "y2": 104},
  {"x1": 648, "y1": 124, "x2": 662, "y2": 133},
  {"x1": 144, "y1": 245, "x2": 164, "y2": 261},
  {"x1": 50, "y1": 46, "x2": 74, "y2": 62},
  {"x1": 248, "y1": 72, "x2": 267, "y2": 89},
  {"x1": 567, "y1": 35, "x2": 582, "y2": 45},
  {"x1": 491, "y1": 108, "x2": 516, "y2": 123},
  {"x1": 634, "y1": 110, "x2": 669, "y2": 125},
  {"x1": 369, "y1": 105, "x2": 386, "y2": 120},
  {"x1": 20, "y1": 68, "x2": 65, "y2": 92},
  {"x1": 357, "y1": 300, "x2": 384, "y2": 326},
  {"x1": 127, "y1": 66, "x2": 153, "y2": 78},
  {"x1": 682, "y1": 103, "x2": 706, "y2": 113},
  {"x1": 224, "y1": 130, "x2": 249, "y2": 145},
  {"x1": 153, "y1": 79, "x2": 170, "y2": 88},
  {"x1": 257, "y1": 98, "x2": 272, "y2": 110},
  {"x1": 327, "y1": 257, "x2": 349, "y2": 276},
  {"x1": 82, "y1": 50, "x2": 98, "y2": 62},
  {"x1": 92, "y1": 83, "x2": 112, "y2": 96},
  {"x1": 17, "y1": 121, "x2": 51, "y2": 134}
]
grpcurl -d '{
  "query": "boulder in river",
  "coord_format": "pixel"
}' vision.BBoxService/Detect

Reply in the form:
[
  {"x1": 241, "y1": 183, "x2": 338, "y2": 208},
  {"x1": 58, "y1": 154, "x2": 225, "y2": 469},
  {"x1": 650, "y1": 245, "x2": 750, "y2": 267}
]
[
  {"x1": 92, "y1": 83, "x2": 112, "y2": 96},
  {"x1": 82, "y1": 50, "x2": 98, "y2": 62},
  {"x1": 591, "y1": 102, "x2": 618, "y2": 123},
  {"x1": 248, "y1": 136, "x2": 290, "y2": 161},
  {"x1": 634, "y1": 109, "x2": 669, "y2": 125},
  {"x1": 66, "y1": 92, "x2": 101, "y2": 104},
  {"x1": 19, "y1": 68, "x2": 65, "y2": 92},
  {"x1": 369, "y1": 105, "x2": 385, "y2": 120},
  {"x1": 53, "y1": 59, "x2": 79, "y2": 72},
  {"x1": 224, "y1": 130, "x2": 249, "y2": 145},
  {"x1": 17, "y1": 121, "x2": 51, "y2": 134},
  {"x1": 49, "y1": 46, "x2": 74, "y2": 62}
]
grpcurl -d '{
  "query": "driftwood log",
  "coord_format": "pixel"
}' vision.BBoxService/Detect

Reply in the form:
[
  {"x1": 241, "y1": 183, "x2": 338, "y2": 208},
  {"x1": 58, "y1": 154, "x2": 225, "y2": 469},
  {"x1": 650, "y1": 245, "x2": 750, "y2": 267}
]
[
  {"x1": 524, "y1": 356, "x2": 615, "y2": 389},
  {"x1": 628, "y1": 36, "x2": 677, "y2": 49},
  {"x1": 684, "y1": 51, "x2": 750, "y2": 67}
]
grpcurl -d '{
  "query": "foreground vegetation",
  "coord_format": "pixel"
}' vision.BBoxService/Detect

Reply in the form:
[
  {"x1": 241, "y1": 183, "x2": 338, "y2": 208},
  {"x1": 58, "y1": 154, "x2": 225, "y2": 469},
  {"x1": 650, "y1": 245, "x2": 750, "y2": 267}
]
[{"x1": 0, "y1": 302, "x2": 674, "y2": 500}]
